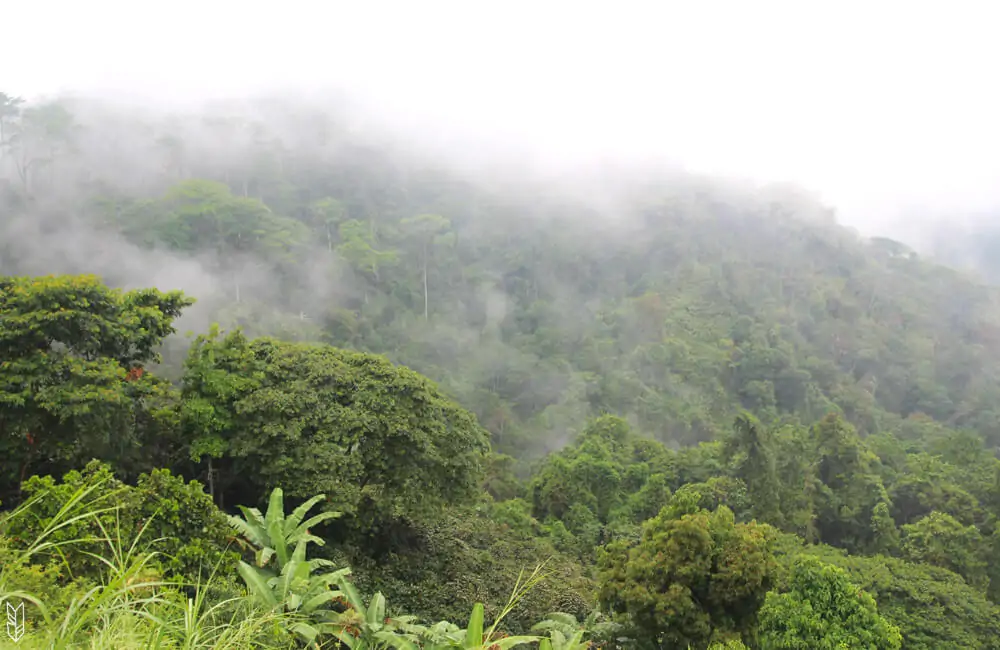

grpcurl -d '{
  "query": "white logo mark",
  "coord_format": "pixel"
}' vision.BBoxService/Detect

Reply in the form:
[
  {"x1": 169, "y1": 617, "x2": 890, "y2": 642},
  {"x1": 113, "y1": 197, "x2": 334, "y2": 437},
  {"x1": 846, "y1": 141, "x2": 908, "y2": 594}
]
[{"x1": 6, "y1": 601, "x2": 24, "y2": 642}]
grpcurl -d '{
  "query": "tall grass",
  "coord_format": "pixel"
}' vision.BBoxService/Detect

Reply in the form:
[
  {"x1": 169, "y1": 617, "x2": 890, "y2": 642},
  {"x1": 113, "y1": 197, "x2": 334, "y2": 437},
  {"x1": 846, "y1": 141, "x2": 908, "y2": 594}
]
[{"x1": 0, "y1": 478, "x2": 299, "y2": 649}]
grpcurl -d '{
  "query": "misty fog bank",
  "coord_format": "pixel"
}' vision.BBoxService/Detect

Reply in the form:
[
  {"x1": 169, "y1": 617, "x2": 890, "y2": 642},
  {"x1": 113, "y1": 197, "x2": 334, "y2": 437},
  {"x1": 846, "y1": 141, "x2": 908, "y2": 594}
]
[{"x1": 2, "y1": 86, "x2": 998, "y2": 317}]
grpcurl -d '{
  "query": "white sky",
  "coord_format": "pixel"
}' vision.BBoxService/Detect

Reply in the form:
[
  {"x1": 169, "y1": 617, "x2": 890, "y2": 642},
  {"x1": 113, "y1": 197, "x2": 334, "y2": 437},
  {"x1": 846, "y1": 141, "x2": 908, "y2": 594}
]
[{"x1": 4, "y1": 1, "x2": 1000, "y2": 235}]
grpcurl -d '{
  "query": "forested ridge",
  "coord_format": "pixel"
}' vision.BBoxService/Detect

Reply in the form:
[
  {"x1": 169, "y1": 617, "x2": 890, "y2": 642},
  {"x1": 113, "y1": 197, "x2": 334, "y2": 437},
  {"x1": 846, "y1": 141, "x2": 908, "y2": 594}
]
[{"x1": 3, "y1": 91, "x2": 1000, "y2": 648}]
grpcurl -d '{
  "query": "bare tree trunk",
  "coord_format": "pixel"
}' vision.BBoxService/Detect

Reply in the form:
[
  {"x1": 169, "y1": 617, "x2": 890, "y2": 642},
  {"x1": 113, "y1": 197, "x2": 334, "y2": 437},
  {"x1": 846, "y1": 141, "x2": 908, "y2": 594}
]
[
  {"x1": 208, "y1": 457, "x2": 215, "y2": 500},
  {"x1": 422, "y1": 243, "x2": 429, "y2": 321},
  {"x1": 234, "y1": 269, "x2": 241, "y2": 303},
  {"x1": 15, "y1": 153, "x2": 30, "y2": 196}
]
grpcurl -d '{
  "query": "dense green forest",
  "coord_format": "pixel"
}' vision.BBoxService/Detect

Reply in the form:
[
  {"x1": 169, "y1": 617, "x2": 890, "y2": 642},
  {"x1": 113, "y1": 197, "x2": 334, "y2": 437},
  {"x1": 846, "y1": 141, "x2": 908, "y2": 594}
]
[{"x1": 4, "y1": 90, "x2": 1000, "y2": 648}]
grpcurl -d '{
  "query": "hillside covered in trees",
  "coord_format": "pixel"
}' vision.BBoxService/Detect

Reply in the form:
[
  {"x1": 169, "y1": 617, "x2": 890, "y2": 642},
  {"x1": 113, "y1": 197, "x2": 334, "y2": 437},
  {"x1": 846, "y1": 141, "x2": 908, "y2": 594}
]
[{"x1": 3, "y1": 90, "x2": 1000, "y2": 648}]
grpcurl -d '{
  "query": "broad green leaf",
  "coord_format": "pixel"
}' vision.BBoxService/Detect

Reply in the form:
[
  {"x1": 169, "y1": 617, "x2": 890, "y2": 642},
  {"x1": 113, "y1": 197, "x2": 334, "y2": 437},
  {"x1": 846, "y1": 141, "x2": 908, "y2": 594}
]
[
  {"x1": 374, "y1": 629, "x2": 420, "y2": 650},
  {"x1": 303, "y1": 589, "x2": 345, "y2": 613},
  {"x1": 284, "y1": 493, "x2": 327, "y2": 533},
  {"x1": 291, "y1": 621, "x2": 320, "y2": 643},
  {"x1": 237, "y1": 560, "x2": 278, "y2": 608},
  {"x1": 339, "y1": 579, "x2": 367, "y2": 614},
  {"x1": 368, "y1": 592, "x2": 386, "y2": 627},
  {"x1": 465, "y1": 602, "x2": 485, "y2": 648},
  {"x1": 490, "y1": 635, "x2": 542, "y2": 650},
  {"x1": 335, "y1": 630, "x2": 359, "y2": 649}
]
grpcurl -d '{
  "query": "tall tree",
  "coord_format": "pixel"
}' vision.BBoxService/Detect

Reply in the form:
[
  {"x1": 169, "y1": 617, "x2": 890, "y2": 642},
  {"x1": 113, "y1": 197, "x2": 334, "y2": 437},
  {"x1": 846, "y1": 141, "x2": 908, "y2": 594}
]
[
  {"x1": 0, "y1": 274, "x2": 192, "y2": 498},
  {"x1": 723, "y1": 412, "x2": 782, "y2": 525},
  {"x1": 336, "y1": 219, "x2": 397, "y2": 288},
  {"x1": 180, "y1": 327, "x2": 491, "y2": 525},
  {"x1": 399, "y1": 213, "x2": 452, "y2": 320},
  {"x1": 810, "y1": 413, "x2": 890, "y2": 552},
  {"x1": 8, "y1": 101, "x2": 77, "y2": 196},
  {"x1": 306, "y1": 197, "x2": 348, "y2": 252}
]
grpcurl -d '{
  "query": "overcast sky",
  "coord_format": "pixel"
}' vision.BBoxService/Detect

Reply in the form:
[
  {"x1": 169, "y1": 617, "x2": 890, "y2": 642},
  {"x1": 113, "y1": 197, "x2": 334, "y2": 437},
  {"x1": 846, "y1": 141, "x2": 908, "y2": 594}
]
[{"x1": 4, "y1": 1, "x2": 999, "y2": 236}]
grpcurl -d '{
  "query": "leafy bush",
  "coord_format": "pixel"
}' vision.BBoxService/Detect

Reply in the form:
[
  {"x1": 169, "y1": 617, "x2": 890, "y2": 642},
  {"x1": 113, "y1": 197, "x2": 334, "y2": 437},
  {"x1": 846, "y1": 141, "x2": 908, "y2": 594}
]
[{"x1": 3, "y1": 460, "x2": 238, "y2": 587}]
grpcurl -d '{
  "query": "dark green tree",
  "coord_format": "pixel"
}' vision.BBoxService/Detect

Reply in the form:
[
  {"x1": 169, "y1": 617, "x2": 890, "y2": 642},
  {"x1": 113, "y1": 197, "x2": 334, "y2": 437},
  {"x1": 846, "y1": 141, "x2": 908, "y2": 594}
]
[
  {"x1": 180, "y1": 327, "x2": 491, "y2": 528},
  {"x1": 901, "y1": 511, "x2": 988, "y2": 592},
  {"x1": 597, "y1": 505, "x2": 775, "y2": 649},
  {"x1": 0, "y1": 274, "x2": 192, "y2": 498},
  {"x1": 723, "y1": 412, "x2": 782, "y2": 524},
  {"x1": 810, "y1": 413, "x2": 890, "y2": 552}
]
